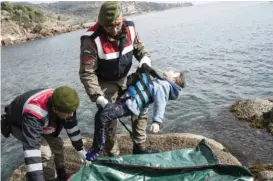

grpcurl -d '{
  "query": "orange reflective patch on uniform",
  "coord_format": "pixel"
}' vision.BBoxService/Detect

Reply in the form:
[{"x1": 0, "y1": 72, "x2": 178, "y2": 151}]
[{"x1": 82, "y1": 56, "x2": 95, "y2": 64}]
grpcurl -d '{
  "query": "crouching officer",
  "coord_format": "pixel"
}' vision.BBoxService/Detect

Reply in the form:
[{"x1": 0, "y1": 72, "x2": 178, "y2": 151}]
[{"x1": 1, "y1": 86, "x2": 88, "y2": 181}]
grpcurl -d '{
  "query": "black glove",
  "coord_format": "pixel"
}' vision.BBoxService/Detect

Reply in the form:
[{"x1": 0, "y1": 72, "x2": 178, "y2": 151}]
[
  {"x1": 137, "y1": 63, "x2": 163, "y2": 80},
  {"x1": 1, "y1": 114, "x2": 11, "y2": 138}
]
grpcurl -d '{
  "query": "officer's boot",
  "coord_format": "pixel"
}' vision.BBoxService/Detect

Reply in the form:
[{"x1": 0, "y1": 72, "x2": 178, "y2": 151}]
[
  {"x1": 56, "y1": 167, "x2": 69, "y2": 181},
  {"x1": 132, "y1": 143, "x2": 160, "y2": 154}
]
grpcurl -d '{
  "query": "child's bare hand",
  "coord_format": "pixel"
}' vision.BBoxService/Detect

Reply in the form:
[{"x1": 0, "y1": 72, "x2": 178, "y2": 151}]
[{"x1": 150, "y1": 123, "x2": 160, "y2": 133}]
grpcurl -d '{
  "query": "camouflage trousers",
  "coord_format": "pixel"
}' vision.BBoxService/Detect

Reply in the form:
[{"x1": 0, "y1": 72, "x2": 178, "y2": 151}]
[{"x1": 11, "y1": 125, "x2": 65, "y2": 181}]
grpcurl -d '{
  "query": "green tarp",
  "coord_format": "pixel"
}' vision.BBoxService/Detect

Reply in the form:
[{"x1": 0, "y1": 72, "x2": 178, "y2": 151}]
[{"x1": 70, "y1": 139, "x2": 253, "y2": 181}]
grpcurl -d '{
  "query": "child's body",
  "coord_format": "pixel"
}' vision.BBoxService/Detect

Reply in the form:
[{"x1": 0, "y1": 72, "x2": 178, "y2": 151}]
[{"x1": 87, "y1": 70, "x2": 185, "y2": 161}]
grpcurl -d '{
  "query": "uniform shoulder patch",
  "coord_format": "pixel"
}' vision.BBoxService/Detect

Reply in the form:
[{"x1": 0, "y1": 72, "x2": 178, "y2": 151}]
[{"x1": 82, "y1": 56, "x2": 95, "y2": 65}]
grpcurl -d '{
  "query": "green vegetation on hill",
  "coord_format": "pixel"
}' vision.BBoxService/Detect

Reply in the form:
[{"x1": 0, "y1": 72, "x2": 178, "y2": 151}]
[{"x1": 1, "y1": 1, "x2": 45, "y2": 28}]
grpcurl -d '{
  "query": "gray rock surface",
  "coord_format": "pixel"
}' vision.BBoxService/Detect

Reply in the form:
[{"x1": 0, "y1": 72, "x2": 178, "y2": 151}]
[{"x1": 231, "y1": 99, "x2": 273, "y2": 134}]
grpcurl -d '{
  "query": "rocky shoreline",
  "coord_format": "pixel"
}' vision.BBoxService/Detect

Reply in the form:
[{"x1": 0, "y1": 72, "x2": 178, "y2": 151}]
[
  {"x1": 231, "y1": 98, "x2": 273, "y2": 180},
  {"x1": 1, "y1": 22, "x2": 91, "y2": 47}
]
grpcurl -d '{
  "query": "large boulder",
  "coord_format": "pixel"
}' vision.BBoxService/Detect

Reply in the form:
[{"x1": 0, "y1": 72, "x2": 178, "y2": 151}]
[
  {"x1": 256, "y1": 171, "x2": 273, "y2": 181},
  {"x1": 231, "y1": 99, "x2": 273, "y2": 134},
  {"x1": 8, "y1": 133, "x2": 241, "y2": 181},
  {"x1": 249, "y1": 164, "x2": 273, "y2": 181}
]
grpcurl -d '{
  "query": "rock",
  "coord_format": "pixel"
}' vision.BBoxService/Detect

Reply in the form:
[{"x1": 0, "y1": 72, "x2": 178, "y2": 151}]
[
  {"x1": 13, "y1": 39, "x2": 23, "y2": 44},
  {"x1": 35, "y1": 34, "x2": 42, "y2": 39},
  {"x1": 256, "y1": 171, "x2": 273, "y2": 181},
  {"x1": 40, "y1": 29, "x2": 48, "y2": 36},
  {"x1": 249, "y1": 164, "x2": 273, "y2": 181},
  {"x1": 32, "y1": 24, "x2": 43, "y2": 34},
  {"x1": 26, "y1": 34, "x2": 37, "y2": 41},
  {"x1": 8, "y1": 133, "x2": 242, "y2": 181},
  {"x1": 1, "y1": 38, "x2": 12, "y2": 46},
  {"x1": 40, "y1": 29, "x2": 53, "y2": 37},
  {"x1": 231, "y1": 99, "x2": 273, "y2": 119},
  {"x1": 72, "y1": 25, "x2": 81, "y2": 31},
  {"x1": 231, "y1": 99, "x2": 273, "y2": 134},
  {"x1": 64, "y1": 26, "x2": 71, "y2": 32},
  {"x1": 53, "y1": 27, "x2": 68, "y2": 34}
]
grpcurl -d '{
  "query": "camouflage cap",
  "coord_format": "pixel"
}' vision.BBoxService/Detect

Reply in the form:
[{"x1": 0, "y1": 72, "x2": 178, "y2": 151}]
[
  {"x1": 52, "y1": 86, "x2": 80, "y2": 113},
  {"x1": 98, "y1": 1, "x2": 121, "y2": 26}
]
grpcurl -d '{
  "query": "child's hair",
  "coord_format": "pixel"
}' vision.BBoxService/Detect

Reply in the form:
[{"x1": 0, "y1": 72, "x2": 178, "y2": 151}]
[{"x1": 174, "y1": 73, "x2": 185, "y2": 88}]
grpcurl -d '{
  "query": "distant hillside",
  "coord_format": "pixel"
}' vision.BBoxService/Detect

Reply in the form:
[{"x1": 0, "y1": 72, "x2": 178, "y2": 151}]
[
  {"x1": 1, "y1": 1, "x2": 193, "y2": 46},
  {"x1": 13, "y1": 1, "x2": 36, "y2": 6},
  {"x1": 33, "y1": 1, "x2": 193, "y2": 23},
  {"x1": 5, "y1": 1, "x2": 193, "y2": 25}
]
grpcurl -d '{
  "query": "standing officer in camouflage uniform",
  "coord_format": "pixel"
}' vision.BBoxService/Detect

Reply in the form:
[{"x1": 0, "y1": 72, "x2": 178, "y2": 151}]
[{"x1": 79, "y1": 1, "x2": 154, "y2": 156}]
